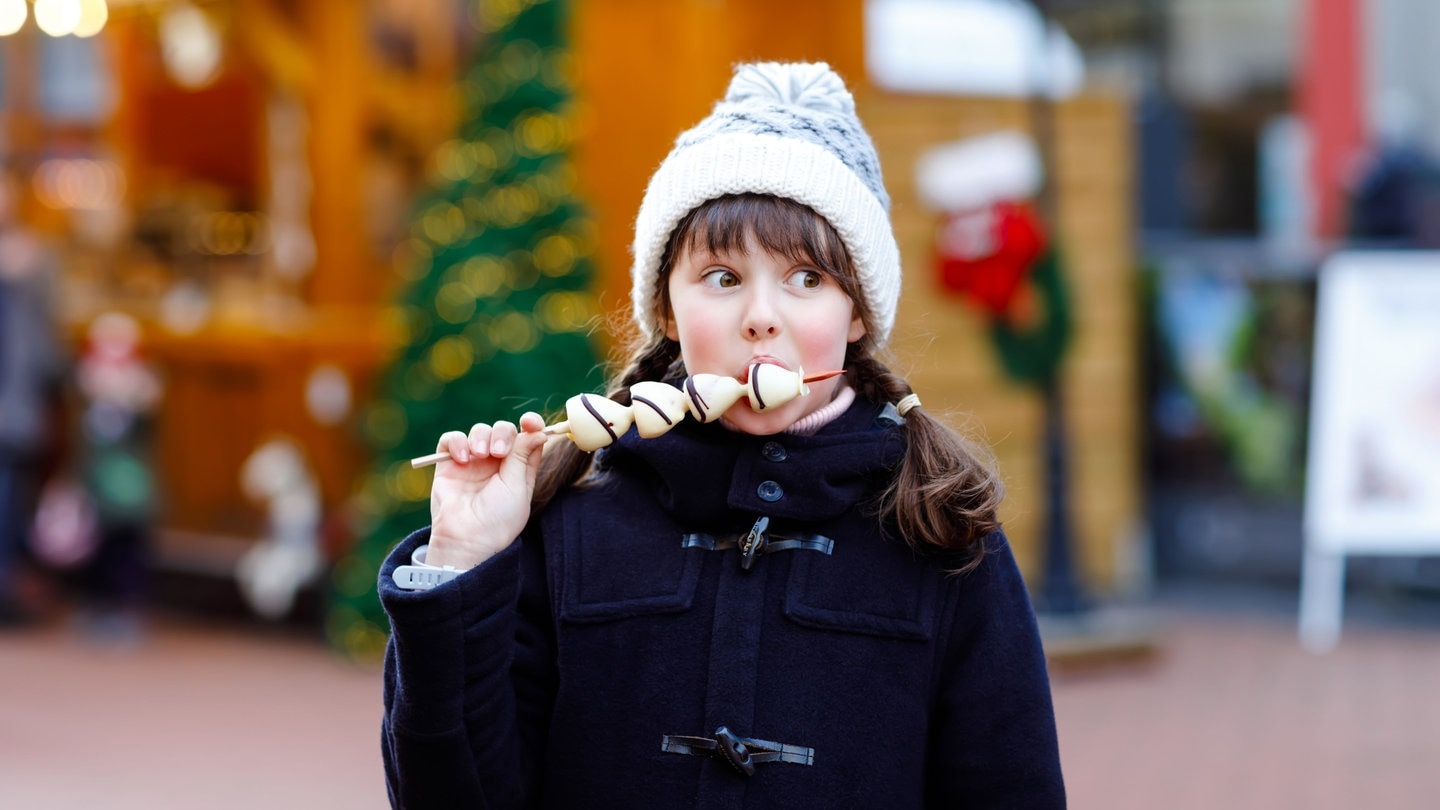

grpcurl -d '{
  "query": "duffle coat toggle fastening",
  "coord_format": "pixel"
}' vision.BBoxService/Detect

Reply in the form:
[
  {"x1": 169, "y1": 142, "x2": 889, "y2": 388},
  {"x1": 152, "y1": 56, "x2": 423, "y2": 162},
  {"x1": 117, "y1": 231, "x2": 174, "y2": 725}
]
[
  {"x1": 680, "y1": 515, "x2": 835, "y2": 571},
  {"x1": 660, "y1": 726, "x2": 816, "y2": 776}
]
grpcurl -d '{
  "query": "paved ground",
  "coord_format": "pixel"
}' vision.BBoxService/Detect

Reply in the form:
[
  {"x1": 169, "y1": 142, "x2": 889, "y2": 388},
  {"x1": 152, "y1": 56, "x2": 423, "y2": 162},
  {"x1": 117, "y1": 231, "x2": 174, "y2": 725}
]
[
  {"x1": 1052, "y1": 592, "x2": 1440, "y2": 810},
  {"x1": 2, "y1": 581, "x2": 1439, "y2": 809},
  {"x1": 0, "y1": 613, "x2": 387, "y2": 810}
]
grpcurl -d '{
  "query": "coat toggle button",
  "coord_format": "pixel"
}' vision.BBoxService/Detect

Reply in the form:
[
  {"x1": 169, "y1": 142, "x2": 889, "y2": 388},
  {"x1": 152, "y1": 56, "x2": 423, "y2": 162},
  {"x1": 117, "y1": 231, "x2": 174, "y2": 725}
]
[
  {"x1": 714, "y1": 726, "x2": 756, "y2": 776},
  {"x1": 761, "y1": 441, "x2": 788, "y2": 462}
]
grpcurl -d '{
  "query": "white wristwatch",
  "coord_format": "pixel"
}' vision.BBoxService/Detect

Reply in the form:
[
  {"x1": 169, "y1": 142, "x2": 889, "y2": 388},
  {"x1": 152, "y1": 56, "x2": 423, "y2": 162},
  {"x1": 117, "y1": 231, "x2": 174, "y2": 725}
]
[{"x1": 392, "y1": 545, "x2": 466, "y2": 591}]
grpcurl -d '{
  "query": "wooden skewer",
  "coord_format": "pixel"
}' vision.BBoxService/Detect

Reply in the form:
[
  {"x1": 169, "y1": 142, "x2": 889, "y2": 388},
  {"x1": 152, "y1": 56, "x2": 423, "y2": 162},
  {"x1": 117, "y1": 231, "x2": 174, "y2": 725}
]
[
  {"x1": 408, "y1": 430, "x2": 557, "y2": 468},
  {"x1": 406, "y1": 420, "x2": 580, "y2": 468},
  {"x1": 410, "y1": 451, "x2": 455, "y2": 469},
  {"x1": 409, "y1": 368, "x2": 846, "y2": 469}
]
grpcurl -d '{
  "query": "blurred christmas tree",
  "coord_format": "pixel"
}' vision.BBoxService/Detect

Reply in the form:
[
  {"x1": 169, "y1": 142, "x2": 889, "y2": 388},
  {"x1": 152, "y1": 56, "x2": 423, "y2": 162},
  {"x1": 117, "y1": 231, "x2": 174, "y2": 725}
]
[{"x1": 327, "y1": 0, "x2": 603, "y2": 661}]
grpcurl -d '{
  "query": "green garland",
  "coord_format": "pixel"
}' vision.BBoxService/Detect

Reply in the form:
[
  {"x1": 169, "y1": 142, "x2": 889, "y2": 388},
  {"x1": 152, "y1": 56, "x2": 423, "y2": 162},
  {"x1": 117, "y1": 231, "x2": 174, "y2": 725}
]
[{"x1": 989, "y1": 246, "x2": 1072, "y2": 386}]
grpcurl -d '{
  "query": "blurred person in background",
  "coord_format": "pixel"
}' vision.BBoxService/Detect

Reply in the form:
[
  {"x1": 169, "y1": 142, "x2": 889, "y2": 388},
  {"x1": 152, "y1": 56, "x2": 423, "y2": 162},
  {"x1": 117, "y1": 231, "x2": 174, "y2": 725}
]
[
  {"x1": 0, "y1": 168, "x2": 66, "y2": 627},
  {"x1": 70, "y1": 311, "x2": 161, "y2": 643},
  {"x1": 1349, "y1": 89, "x2": 1440, "y2": 245}
]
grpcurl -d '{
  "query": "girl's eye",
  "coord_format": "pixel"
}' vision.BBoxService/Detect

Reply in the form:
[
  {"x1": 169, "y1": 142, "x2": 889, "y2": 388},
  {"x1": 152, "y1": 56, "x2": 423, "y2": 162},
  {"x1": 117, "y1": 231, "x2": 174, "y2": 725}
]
[
  {"x1": 790, "y1": 269, "x2": 824, "y2": 289},
  {"x1": 702, "y1": 269, "x2": 739, "y2": 288}
]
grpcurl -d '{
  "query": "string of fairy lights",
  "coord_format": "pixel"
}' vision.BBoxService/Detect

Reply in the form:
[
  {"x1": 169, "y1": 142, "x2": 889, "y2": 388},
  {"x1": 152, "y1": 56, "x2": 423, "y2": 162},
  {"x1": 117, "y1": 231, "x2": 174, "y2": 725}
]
[{"x1": 326, "y1": 0, "x2": 598, "y2": 661}]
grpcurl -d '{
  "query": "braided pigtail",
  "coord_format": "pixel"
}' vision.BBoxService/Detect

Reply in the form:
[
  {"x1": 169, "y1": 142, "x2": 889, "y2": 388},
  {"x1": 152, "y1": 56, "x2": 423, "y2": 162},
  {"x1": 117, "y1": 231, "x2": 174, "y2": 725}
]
[{"x1": 846, "y1": 346, "x2": 1003, "y2": 573}]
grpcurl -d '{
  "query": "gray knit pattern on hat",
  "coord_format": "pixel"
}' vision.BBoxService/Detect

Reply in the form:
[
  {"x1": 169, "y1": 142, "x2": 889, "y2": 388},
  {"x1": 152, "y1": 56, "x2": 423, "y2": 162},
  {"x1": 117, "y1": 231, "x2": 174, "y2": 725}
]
[
  {"x1": 674, "y1": 65, "x2": 891, "y2": 211},
  {"x1": 630, "y1": 61, "x2": 902, "y2": 344}
]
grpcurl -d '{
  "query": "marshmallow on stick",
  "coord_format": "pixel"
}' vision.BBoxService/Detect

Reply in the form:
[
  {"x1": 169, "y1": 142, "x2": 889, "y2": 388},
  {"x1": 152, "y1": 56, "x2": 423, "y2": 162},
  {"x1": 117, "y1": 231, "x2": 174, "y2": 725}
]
[{"x1": 410, "y1": 363, "x2": 841, "y2": 466}]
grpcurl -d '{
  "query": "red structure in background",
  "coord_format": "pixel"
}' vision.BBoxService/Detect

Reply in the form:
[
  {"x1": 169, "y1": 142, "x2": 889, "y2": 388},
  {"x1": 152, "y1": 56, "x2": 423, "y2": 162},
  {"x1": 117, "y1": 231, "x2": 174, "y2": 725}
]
[
  {"x1": 935, "y1": 201, "x2": 1048, "y2": 320},
  {"x1": 1298, "y1": 0, "x2": 1366, "y2": 238}
]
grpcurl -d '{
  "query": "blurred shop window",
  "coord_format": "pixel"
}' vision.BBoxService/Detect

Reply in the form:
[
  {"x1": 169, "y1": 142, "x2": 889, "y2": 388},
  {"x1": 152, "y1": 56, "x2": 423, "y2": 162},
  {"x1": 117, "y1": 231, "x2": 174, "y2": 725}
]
[
  {"x1": 1135, "y1": 90, "x2": 1192, "y2": 232},
  {"x1": 1141, "y1": 241, "x2": 1316, "y2": 584},
  {"x1": 1166, "y1": 0, "x2": 1295, "y2": 107},
  {"x1": 39, "y1": 32, "x2": 116, "y2": 123}
]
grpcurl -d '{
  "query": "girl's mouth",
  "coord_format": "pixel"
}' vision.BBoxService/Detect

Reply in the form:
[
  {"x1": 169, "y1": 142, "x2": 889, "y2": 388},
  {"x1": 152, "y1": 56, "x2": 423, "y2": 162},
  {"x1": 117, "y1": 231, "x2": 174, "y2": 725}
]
[{"x1": 739, "y1": 357, "x2": 789, "y2": 383}]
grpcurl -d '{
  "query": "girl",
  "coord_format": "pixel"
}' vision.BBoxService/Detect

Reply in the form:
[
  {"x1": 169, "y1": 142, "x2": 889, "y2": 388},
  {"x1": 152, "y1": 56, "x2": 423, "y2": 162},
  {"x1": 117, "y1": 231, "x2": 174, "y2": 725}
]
[{"x1": 380, "y1": 62, "x2": 1065, "y2": 808}]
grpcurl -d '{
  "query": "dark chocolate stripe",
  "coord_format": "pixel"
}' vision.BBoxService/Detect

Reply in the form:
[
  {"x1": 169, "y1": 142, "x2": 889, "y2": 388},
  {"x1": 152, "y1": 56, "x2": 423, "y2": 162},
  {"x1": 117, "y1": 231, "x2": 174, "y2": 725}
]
[
  {"x1": 632, "y1": 394, "x2": 674, "y2": 425},
  {"x1": 580, "y1": 394, "x2": 618, "y2": 443},
  {"x1": 685, "y1": 377, "x2": 709, "y2": 421},
  {"x1": 749, "y1": 364, "x2": 766, "y2": 411}
]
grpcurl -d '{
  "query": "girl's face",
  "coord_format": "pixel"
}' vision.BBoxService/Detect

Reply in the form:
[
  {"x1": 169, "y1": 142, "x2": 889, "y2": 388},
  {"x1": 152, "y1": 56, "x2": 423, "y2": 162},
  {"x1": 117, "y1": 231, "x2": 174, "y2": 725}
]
[{"x1": 665, "y1": 231, "x2": 865, "y2": 434}]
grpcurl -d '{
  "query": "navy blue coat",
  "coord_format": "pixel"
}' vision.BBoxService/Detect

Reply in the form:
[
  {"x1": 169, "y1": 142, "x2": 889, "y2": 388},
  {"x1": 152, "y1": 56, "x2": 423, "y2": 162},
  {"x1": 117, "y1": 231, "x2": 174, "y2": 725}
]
[{"x1": 380, "y1": 398, "x2": 1065, "y2": 808}]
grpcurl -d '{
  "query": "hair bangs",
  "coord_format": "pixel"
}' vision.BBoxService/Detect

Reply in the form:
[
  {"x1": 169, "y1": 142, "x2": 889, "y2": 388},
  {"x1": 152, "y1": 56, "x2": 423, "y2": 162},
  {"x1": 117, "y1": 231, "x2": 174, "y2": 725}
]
[{"x1": 679, "y1": 194, "x2": 848, "y2": 276}]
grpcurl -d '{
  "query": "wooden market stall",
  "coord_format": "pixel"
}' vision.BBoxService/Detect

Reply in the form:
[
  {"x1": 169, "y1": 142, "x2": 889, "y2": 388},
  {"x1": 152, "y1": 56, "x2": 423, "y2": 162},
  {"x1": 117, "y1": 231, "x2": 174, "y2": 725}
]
[{"x1": 3, "y1": 0, "x2": 459, "y2": 574}]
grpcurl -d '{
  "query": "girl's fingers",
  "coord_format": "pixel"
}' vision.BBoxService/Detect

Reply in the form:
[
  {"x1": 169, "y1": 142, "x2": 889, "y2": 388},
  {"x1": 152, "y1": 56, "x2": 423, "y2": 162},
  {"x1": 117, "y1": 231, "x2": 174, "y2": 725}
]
[
  {"x1": 439, "y1": 414, "x2": 545, "y2": 467},
  {"x1": 489, "y1": 421, "x2": 519, "y2": 456},
  {"x1": 439, "y1": 430, "x2": 471, "y2": 463},
  {"x1": 466, "y1": 423, "x2": 493, "y2": 459}
]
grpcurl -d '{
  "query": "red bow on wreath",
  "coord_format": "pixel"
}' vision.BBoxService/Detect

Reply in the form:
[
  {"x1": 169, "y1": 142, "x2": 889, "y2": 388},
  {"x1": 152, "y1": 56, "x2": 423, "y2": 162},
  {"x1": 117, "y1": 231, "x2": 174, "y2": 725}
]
[{"x1": 934, "y1": 201, "x2": 1047, "y2": 319}]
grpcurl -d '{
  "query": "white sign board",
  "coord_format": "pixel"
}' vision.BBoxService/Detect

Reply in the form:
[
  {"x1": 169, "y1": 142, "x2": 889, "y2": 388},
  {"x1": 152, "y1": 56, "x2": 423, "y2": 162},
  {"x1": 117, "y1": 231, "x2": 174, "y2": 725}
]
[{"x1": 1300, "y1": 251, "x2": 1440, "y2": 651}]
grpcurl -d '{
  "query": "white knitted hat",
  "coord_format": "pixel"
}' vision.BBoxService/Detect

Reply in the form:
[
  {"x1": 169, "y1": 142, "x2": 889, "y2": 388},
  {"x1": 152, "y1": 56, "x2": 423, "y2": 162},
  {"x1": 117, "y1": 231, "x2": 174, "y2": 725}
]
[{"x1": 630, "y1": 61, "x2": 902, "y2": 344}]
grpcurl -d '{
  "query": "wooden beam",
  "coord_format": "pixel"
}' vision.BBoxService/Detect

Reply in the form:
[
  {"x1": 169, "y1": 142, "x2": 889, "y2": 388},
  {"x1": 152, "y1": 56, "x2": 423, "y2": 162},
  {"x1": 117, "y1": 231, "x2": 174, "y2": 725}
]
[
  {"x1": 232, "y1": 0, "x2": 316, "y2": 95},
  {"x1": 301, "y1": 0, "x2": 372, "y2": 306}
]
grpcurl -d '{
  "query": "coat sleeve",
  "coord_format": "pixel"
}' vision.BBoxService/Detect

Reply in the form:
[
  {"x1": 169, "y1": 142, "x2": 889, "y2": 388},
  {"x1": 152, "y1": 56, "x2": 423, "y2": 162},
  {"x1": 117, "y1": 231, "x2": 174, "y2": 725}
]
[
  {"x1": 378, "y1": 525, "x2": 557, "y2": 809},
  {"x1": 926, "y1": 530, "x2": 1066, "y2": 808}
]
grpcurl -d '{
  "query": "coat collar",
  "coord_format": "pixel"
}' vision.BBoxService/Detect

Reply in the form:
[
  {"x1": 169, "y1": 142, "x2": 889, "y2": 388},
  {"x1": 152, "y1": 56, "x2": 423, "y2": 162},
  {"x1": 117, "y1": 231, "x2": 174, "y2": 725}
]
[{"x1": 597, "y1": 397, "x2": 906, "y2": 528}]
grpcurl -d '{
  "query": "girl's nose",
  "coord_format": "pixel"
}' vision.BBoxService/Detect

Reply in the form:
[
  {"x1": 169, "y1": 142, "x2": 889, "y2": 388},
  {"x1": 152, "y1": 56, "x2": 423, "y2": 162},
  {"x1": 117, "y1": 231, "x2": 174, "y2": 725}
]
[
  {"x1": 745, "y1": 321, "x2": 778, "y2": 339},
  {"x1": 742, "y1": 292, "x2": 780, "y2": 339}
]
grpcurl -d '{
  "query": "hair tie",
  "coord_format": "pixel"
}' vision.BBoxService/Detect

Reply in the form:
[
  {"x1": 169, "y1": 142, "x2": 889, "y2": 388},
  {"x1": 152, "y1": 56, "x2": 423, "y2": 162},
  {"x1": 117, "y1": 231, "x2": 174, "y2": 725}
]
[{"x1": 896, "y1": 393, "x2": 921, "y2": 416}]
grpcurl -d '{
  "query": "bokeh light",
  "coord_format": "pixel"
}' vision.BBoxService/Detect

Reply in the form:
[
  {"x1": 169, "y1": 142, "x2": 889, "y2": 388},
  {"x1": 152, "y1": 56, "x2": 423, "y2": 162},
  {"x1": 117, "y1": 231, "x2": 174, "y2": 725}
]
[
  {"x1": 488, "y1": 310, "x2": 540, "y2": 354},
  {"x1": 385, "y1": 459, "x2": 431, "y2": 503},
  {"x1": 460, "y1": 255, "x2": 509, "y2": 298},
  {"x1": 533, "y1": 232, "x2": 577, "y2": 277},
  {"x1": 73, "y1": 0, "x2": 107, "y2": 37},
  {"x1": 160, "y1": 3, "x2": 222, "y2": 88},
  {"x1": 427, "y1": 334, "x2": 475, "y2": 381},
  {"x1": 0, "y1": 0, "x2": 27, "y2": 36},
  {"x1": 435, "y1": 281, "x2": 478, "y2": 324},
  {"x1": 535, "y1": 290, "x2": 594, "y2": 333},
  {"x1": 34, "y1": 0, "x2": 80, "y2": 37},
  {"x1": 32, "y1": 158, "x2": 126, "y2": 211},
  {"x1": 421, "y1": 201, "x2": 465, "y2": 245}
]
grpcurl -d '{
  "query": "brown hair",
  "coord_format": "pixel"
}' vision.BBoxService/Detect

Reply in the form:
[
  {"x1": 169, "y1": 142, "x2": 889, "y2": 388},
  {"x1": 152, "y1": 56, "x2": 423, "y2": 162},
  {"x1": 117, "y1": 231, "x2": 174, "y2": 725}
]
[{"x1": 533, "y1": 194, "x2": 1002, "y2": 569}]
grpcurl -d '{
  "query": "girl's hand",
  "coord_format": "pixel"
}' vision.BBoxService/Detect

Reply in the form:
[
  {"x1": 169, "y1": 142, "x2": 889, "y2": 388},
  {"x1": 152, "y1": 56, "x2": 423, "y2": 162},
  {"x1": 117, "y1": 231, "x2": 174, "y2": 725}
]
[{"x1": 426, "y1": 411, "x2": 548, "y2": 570}]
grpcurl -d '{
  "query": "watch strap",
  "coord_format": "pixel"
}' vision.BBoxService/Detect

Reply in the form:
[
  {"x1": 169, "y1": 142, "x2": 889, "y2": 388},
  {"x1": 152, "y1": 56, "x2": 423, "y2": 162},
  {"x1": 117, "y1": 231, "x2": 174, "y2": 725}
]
[{"x1": 392, "y1": 564, "x2": 463, "y2": 591}]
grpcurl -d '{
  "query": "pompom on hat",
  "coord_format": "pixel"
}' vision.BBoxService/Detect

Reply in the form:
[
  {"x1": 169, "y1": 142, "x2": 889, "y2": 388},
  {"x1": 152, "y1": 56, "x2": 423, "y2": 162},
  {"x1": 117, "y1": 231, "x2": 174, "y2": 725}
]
[{"x1": 631, "y1": 61, "x2": 902, "y2": 344}]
